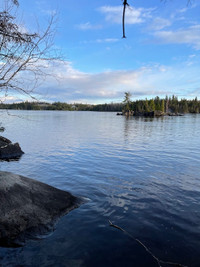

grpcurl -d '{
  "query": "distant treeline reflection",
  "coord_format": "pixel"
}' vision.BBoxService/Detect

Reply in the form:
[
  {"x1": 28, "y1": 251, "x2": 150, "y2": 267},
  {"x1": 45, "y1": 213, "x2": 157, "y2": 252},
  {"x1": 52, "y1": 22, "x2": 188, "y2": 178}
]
[{"x1": 1, "y1": 96, "x2": 200, "y2": 114}]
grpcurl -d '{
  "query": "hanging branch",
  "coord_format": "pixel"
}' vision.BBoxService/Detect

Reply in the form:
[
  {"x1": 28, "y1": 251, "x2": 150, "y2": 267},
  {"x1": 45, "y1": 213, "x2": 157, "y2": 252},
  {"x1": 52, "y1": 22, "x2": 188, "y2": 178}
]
[
  {"x1": 122, "y1": 1, "x2": 192, "y2": 38},
  {"x1": 122, "y1": 0, "x2": 129, "y2": 38},
  {"x1": 109, "y1": 220, "x2": 188, "y2": 267}
]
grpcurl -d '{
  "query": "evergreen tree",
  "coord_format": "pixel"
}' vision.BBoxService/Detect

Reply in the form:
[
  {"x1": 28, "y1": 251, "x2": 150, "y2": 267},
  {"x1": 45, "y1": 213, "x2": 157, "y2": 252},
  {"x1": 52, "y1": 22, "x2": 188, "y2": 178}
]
[
  {"x1": 161, "y1": 99, "x2": 165, "y2": 112},
  {"x1": 149, "y1": 99, "x2": 155, "y2": 111},
  {"x1": 123, "y1": 92, "x2": 132, "y2": 111},
  {"x1": 144, "y1": 99, "x2": 149, "y2": 112}
]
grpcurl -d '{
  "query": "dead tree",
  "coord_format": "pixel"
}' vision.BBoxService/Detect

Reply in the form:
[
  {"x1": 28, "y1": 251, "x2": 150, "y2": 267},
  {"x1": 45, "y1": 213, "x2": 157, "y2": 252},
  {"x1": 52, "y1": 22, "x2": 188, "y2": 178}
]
[{"x1": 0, "y1": 0, "x2": 59, "y2": 102}]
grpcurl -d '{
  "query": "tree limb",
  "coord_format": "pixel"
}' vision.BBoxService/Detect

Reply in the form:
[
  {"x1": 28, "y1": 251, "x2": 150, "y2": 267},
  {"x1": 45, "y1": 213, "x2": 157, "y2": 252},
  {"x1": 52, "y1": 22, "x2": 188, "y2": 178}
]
[
  {"x1": 109, "y1": 220, "x2": 188, "y2": 267},
  {"x1": 122, "y1": 0, "x2": 129, "y2": 38}
]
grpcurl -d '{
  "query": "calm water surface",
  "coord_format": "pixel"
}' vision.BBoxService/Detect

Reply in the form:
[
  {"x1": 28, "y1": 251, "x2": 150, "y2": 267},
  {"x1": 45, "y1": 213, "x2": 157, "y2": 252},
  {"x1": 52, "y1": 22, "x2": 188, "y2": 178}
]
[{"x1": 0, "y1": 111, "x2": 200, "y2": 267}]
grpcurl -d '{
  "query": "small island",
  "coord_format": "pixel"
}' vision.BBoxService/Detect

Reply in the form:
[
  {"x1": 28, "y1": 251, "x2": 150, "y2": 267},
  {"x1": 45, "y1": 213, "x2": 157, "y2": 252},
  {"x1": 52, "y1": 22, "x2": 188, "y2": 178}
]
[{"x1": 117, "y1": 93, "x2": 199, "y2": 117}]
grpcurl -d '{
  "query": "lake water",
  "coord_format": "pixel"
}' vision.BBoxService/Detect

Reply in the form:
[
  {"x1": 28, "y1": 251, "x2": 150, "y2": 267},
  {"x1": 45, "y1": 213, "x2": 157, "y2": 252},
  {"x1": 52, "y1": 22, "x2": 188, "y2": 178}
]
[{"x1": 0, "y1": 110, "x2": 200, "y2": 267}]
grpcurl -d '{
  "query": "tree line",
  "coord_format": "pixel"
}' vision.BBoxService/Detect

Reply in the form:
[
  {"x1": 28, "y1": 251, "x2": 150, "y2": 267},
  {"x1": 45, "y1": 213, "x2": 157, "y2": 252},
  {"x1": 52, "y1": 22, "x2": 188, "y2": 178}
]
[
  {"x1": 0, "y1": 101, "x2": 123, "y2": 111},
  {"x1": 0, "y1": 96, "x2": 199, "y2": 113},
  {"x1": 128, "y1": 96, "x2": 200, "y2": 114}
]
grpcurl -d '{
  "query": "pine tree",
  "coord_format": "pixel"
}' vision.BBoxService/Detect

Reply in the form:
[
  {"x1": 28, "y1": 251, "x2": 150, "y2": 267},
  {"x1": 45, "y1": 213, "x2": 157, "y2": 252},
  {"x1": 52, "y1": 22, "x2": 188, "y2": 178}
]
[
  {"x1": 123, "y1": 92, "x2": 132, "y2": 111},
  {"x1": 149, "y1": 99, "x2": 155, "y2": 111},
  {"x1": 161, "y1": 99, "x2": 165, "y2": 113}
]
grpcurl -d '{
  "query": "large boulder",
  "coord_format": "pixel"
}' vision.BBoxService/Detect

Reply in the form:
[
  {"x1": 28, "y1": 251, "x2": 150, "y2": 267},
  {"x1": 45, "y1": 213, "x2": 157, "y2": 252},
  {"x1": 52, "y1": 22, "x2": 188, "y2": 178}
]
[
  {"x1": 0, "y1": 136, "x2": 24, "y2": 160},
  {"x1": 0, "y1": 171, "x2": 82, "y2": 247}
]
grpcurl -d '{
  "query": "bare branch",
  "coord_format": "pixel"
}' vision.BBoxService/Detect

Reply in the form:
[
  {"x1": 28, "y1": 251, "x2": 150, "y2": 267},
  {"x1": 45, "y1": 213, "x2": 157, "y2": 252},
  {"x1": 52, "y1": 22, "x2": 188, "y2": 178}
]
[
  {"x1": 0, "y1": 0, "x2": 61, "y2": 102},
  {"x1": 109, "y1": 220, "x2": 188, "y2": 267}
]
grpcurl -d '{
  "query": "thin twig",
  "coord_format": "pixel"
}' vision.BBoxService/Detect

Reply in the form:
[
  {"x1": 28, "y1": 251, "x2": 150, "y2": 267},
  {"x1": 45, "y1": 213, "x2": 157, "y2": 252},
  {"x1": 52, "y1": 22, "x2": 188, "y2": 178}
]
[{"x1": 108, "y1": 220, "x2": 188, "y2": 267}]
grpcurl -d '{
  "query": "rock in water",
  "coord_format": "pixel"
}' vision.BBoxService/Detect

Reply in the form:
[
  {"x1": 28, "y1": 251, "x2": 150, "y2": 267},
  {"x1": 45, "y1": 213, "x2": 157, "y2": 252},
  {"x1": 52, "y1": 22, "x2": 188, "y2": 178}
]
[
  {"x1": 0, "y1": 136, "x2": 24, "y2": 160},
  {"x1": 0, "y1": 171, "x2": 81, "y2": 247}
]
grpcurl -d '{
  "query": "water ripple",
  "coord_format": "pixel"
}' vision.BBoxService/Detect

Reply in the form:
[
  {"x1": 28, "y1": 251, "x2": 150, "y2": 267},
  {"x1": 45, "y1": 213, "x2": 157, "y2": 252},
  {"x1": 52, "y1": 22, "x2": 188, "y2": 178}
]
[{"x1": 0, "y1": 111, "x2": 200, "y2": 266}]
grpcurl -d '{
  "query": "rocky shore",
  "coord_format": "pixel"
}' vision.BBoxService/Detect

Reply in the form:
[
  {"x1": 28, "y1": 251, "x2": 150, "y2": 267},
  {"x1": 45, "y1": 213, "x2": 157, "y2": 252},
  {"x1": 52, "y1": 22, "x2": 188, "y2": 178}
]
[
  {"x1": 0, "y1": 136, "x2": 82, "y2": 247},
  {"x1": 0, "y1": 171, "x2": 82, "y2": 247}
]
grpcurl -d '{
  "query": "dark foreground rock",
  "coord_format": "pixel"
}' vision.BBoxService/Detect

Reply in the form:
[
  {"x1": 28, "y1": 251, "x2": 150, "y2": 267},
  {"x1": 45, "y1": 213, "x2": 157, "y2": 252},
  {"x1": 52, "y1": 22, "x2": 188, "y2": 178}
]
[
  {"x1": 0, "y1": 136, "x2": 24, "y2": 160},
  {"x1": 0, "y1": 171, "x2": 82, "y2": 247}
]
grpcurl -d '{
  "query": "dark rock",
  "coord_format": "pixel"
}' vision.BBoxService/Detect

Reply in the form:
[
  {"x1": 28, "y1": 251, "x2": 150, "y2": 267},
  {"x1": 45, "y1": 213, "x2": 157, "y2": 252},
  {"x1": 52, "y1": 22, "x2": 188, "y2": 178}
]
[
  {"x1": 132, "y1": 110, "x2": 165, "y2": 117},
  {"x1": 167, "y1": 112, "x2": 184, "y2": 116},
  {"x1": 144, "y1": 111, "x2": 155, "y2": 117},
  {"x1": 0, "y1": 136, "x2": 11, "y2": 144},
  {"x1": 122, "y1": 110, "x2": 134, "y2": 116},
  {"x1": 0, "y1": 127, "x2": 5, "y2": 132},
  {"x1": 134, "y1": 111, "x2": 144, "y2": 116},
  {"x1": 0, "y1": 171, "x2": 82, "y2": 247},
  {"x1": 0, "y1": 136, "x2": 24, "y2": 160}
]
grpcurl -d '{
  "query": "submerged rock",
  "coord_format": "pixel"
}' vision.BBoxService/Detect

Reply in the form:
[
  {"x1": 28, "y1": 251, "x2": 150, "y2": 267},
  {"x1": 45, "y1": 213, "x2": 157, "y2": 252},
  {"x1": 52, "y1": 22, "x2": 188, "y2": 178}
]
[
  {"x1": 0, "y1": 171, "x2": 82, "y2": 247},
  {"x1": 0, "y1": 136, "x2": 24, "y2": 160}
]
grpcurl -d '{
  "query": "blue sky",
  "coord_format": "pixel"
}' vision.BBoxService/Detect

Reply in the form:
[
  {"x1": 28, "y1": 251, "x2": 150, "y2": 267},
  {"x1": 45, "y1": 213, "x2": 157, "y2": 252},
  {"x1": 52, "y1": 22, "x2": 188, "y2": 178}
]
[{"x1": 7, "y1": 0, "x2": 200, "y2": 103}]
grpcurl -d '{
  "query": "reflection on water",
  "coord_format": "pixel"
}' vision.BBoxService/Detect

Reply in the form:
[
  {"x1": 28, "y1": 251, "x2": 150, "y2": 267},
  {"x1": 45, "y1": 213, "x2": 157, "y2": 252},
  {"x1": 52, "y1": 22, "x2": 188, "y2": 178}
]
[{"x1": 0, "y1": 111, "x2": 200, "y2": 266}]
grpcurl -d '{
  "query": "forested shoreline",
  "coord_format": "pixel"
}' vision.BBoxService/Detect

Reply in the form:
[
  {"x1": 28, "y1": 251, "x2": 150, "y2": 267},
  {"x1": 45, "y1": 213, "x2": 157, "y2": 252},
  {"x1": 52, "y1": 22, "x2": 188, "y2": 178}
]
[{"x1": 0, "y1": 96, "x2": 200, "y2": 114}]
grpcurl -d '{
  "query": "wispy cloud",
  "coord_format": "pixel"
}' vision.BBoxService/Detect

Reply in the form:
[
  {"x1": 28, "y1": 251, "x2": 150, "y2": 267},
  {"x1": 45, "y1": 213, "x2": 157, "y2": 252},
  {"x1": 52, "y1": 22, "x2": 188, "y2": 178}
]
[
  {"x1": 95, "y1": 38, "x2": 119, "y2": 43},
  {"x1": 81, "y1": 38, "x2": 119, "y2": 44},
  {"x1": 154, "y1": 25, "x2": 200, "y2": 49},
  {"x1": 177, "y1": 7, "x2": 188, "y2": 14},
  {"x1": 149, "y1": 17, "x2": 172, "y2": 31},
  {"x1": 76, "y1": 22, "x2": 102, "y2": 30},
  {"x1": 99, "y1": 5, "x2": 153, "y2": 25},
  {"x1": 36, "y1": 1, "x2": 57, "y2": 16},
  {"x1": 0, "y1": 95, "x2": 24, "y2": 104},
  {"x1": 26, "y1": 60, "x2": 200, "y2": 103}
]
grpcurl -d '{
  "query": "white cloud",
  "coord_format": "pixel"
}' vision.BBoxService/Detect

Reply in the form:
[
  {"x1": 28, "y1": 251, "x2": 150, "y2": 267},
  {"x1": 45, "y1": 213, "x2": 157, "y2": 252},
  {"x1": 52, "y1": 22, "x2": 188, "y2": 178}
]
[
  {"x1": 95, "y1": 38, "x2": 119, "y2": 43},
  {"x1": 99, "y1": 5, "x2": 153, "y2": 25},
  {"x1": 189, "y1": 54, "x2": 196, "y2": 58},
  {"x1": 76, "y1": 22, "x2": 102, "y2": 30},
  {"x1": 149, "y1": 17, "x2": 172, "y2": 31},
  {"x1": 81, "y1": 38, "x2": 119, "y2": 44},
  {"x1": 28, "y1": 60, "x2": 200, "y2": 103},
  {"x1": 154, "y1": 25, "x2": 200, "y2": 49},
  {"x1": 0, "y1": 95, "x2": 24, "y2": 104},
  {"x1": 2, "y1": 59, "x2": 200, "y2": 103}
]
